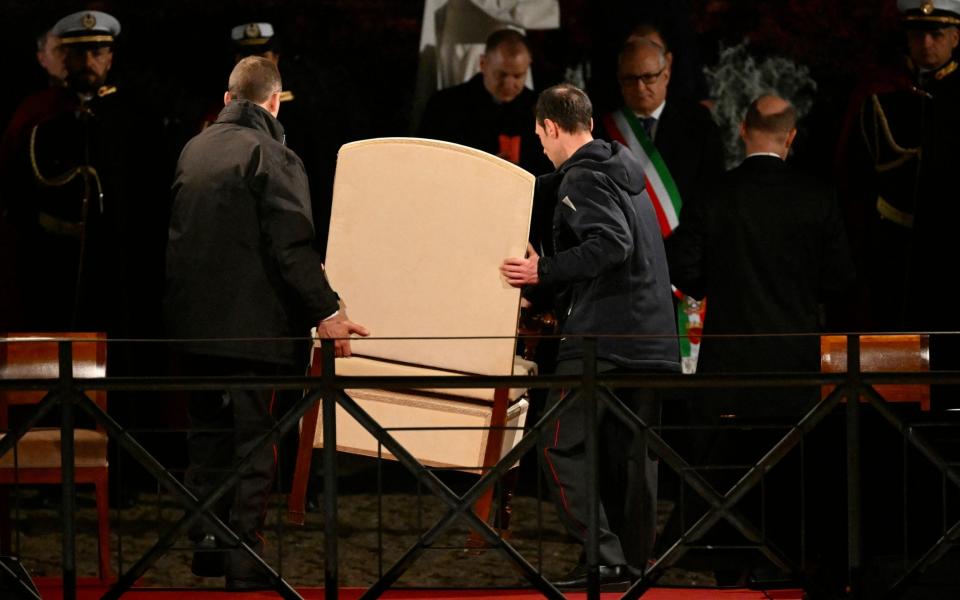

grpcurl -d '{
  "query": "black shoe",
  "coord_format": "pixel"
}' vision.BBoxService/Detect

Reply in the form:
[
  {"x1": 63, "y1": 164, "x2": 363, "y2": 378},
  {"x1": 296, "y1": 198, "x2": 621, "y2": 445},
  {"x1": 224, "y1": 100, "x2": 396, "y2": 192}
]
[
  {"x1": 225, "y1": 542, "x2": 273, "y2": 591},
  {"x1": 554, "y1": 564, "x2": 631, "y2": 591},
  {"x1": 191, "y1": 534, "x2": 225, "y2": 577}
]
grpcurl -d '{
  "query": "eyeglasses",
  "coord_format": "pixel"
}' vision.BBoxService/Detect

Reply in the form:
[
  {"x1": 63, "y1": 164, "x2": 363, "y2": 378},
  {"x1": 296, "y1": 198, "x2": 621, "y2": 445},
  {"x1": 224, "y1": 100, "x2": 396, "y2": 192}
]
[{"x1": 620, "y1": 67, "x2": 666, "y2": 87}]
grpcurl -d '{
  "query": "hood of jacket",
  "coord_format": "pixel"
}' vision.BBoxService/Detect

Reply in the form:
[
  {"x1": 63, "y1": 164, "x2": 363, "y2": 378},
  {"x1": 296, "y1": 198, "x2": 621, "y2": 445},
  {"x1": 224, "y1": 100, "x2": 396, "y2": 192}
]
[
  {"x1": 557, "y1": 138, "x2": 646, "y2": 196},
  {"x1": 214, "y1": 99, "x2": 286, "y2": 144}
]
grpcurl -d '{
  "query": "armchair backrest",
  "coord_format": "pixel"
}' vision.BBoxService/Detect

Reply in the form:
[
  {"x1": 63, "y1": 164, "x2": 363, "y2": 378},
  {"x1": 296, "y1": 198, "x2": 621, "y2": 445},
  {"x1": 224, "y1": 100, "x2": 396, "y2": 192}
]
[
  {"x1": 0, "y1": 332, "x2": 107, "y2": 430},
  {"x1": 324, "y1": 138, "x2": 535, "y2": 376}
]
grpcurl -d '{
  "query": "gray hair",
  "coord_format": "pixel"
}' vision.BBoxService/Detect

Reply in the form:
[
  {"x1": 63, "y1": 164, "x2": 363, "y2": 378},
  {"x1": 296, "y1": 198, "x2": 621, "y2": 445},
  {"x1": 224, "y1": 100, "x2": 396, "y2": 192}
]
[{"x1": 618, "y1": 38, "x2": 667, "y2": 71}]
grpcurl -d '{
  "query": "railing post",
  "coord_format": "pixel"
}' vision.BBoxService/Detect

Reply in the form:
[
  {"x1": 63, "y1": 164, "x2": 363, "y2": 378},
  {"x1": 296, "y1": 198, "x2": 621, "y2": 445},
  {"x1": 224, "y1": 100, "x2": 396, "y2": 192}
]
[
  {"x1": 583, "y1": 337, "x2": 600, "y2": 600},
  {"x1": 321, "y1": 338, "x2": 339, "y2": 599},
  {"x1": 58, "y1": 339, "x2": 77, "y2": 600},
  {"x1": 846, "y1": 334, "x2": 862, "y2": 598}
]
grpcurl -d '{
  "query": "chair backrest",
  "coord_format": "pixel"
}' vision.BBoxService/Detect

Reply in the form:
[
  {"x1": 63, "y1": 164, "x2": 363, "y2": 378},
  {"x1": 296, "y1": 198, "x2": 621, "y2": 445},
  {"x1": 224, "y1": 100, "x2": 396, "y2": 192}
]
[
  {"x1": 821, "y1": 334, "x2": 930, "y2": 409},
  {"x1": 0, "y1": 332, "x2": 107, "y2": 428},
  {"x1": 324, "y1": 138, "x2": 535, "y2": 376}
]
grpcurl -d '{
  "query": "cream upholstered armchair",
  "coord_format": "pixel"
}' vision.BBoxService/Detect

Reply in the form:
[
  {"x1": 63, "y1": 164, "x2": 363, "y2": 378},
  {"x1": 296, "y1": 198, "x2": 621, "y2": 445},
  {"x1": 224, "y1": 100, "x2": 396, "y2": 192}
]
[
  {"x1": 288, "y1": 138, "x2": 537, "y2": 530},
  {"x1": 0, "y1": 332, "x2": 111, "y2": 580}
]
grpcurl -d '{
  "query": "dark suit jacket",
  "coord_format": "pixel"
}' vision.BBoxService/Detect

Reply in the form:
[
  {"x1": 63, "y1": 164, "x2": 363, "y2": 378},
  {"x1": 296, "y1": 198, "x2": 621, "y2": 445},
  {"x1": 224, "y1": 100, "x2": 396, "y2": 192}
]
[
  {"x1": 652, "y1": 100, "x2": 726, "y2": 210},
  {"x1": 667, "y1": 155, "x2": 855, "y2": 413},
  {"x1": 418, "y1": 74, "x2": 552, "y2": 177},
  {"x1": 595, "y1": 100, "x2": 725, "y2": 214}
]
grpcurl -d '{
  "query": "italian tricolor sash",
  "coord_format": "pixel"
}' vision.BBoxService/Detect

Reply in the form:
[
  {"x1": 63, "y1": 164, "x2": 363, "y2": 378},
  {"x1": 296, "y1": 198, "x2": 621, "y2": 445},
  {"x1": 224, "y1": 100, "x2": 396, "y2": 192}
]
[
  {"x1": 603, "y1": 108, "x2": 706, "y2": 373},
  {"x1": 602, "y1": 108, "x2": 682, "y2": 237}
]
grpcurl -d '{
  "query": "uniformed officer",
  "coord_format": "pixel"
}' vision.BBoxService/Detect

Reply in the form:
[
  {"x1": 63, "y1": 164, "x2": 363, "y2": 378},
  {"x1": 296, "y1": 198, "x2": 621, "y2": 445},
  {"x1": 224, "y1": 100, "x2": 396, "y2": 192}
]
[
  {"x1": 841, "y1": 2, "x2": 960, "y2": 564},
  {"x1": 857, "y1": 0, "x2": 960, "y2": 332},
  {"x1": 0, "y1": 10, "x2": 130, "y2": 332}
]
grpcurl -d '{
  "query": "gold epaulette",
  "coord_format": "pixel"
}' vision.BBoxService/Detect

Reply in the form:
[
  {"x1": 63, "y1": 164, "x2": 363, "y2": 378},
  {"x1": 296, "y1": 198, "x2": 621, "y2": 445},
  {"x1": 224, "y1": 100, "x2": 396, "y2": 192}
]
[
  {"x1": 97, "y1": 85, "x2": 118, "y2": 97},
  {"x1": 935, "y1": 61, "x2": 958, "y2": 81},
  {"x1": 876, "y1": 196, "x2": 914, "y2": 229},
  {"x1": 280, "y1": 90, "x2": 295, "y2": 103}
]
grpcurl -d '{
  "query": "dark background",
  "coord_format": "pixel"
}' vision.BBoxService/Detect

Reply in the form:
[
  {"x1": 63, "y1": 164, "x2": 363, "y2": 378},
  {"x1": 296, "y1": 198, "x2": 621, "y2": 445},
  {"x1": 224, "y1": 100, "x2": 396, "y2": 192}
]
[
  {"x1": 2, "y1": 0, "x2": 906, "y2": 184},
  {"x1": 3, "y1": 4, "x2": 951, "y2": 584}
]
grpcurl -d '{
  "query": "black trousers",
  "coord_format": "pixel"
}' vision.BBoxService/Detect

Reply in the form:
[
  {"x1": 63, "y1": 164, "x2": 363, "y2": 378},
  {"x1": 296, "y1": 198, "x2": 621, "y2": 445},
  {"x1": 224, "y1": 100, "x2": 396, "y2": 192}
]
[
  {"x1": 182, "y1": 354, "x2": 281, "y2": 574},
  {"x1": 539, "y1": 359, "x2": 661, "y2": 573}
]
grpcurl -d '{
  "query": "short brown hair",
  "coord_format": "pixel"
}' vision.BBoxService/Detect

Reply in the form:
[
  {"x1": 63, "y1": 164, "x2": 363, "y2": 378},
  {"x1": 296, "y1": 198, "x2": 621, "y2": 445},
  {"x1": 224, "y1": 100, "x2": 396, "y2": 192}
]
[
  {"x1": 535, "y1": 84, "x2": 593, "y2": 133},
  {"x1": 228, "y1": 56, "x2": 281, "y2": 104}
]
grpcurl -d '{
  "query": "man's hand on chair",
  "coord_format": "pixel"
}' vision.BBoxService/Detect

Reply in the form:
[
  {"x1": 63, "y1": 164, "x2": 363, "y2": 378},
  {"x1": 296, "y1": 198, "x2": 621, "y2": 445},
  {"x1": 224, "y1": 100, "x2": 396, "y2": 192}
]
[{"x1": 501, "y1": 243, "x2": 540, "y2": 288}]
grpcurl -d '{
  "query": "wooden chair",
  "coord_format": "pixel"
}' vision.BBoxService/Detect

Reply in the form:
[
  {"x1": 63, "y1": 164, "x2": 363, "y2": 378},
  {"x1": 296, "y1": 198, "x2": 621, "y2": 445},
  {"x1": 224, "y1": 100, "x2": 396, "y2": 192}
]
[
  {"x1": 821, "y1": 334, "x2": 930, "y2": 410},
  {"x1": 0, "y1": 332, "x2": 111, "y2": 580}
]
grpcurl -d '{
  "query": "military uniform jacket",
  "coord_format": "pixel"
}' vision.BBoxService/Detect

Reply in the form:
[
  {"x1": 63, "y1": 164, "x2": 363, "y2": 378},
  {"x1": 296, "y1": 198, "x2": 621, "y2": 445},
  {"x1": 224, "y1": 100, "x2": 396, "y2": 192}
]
[
  {"x1": 858, "y1": 61, "x2": 960, "y2": 330},
  {"x1": 0, "y1": 84, "x2": 165, "y2": 333},
  {"x1": 165, "y1": 100, "x2": 339, "y2": 366}
]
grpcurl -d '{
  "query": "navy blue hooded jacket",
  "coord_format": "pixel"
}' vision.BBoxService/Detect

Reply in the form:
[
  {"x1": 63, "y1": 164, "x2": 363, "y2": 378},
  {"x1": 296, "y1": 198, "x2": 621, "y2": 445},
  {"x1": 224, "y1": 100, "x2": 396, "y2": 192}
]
[{"x1": 536, "y1": 139, "x2": 680, "y2": 372}]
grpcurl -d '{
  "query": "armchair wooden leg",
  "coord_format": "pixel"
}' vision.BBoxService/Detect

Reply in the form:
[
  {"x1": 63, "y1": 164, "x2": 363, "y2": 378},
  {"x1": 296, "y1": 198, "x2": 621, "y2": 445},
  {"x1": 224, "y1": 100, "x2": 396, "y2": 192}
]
[
  {"x1": 465, "y1": 467, "x2": 519, "y2": 550},
  {"x1": 94, "y1": 474, "x2": 111, "y2": 581},
  {"x1": 0, "y1": 487, "x2": 11, "y2": 557},
  {"x1": 466, "y1": 388, "x2": 512, "y2": 551},
  {"x1": 496, "y1": 467, "x2": 519, "y2": 535}
]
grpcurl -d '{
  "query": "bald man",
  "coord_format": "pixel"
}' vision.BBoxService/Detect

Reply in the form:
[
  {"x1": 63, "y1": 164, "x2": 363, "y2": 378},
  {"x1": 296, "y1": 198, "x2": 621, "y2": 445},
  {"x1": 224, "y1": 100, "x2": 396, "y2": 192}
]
[
  {"x1": 668, "y1": 95, "x2": 854, "y2": 411},
  {"x1": 665, "y1": 95, "x2": 854, "y2": 580}
]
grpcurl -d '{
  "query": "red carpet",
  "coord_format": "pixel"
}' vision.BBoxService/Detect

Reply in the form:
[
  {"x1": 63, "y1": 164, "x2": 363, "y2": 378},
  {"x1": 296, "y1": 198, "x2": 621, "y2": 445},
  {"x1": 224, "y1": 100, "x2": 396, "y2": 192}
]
[{"x1": 33, "y1": 580, "x2": 805, "y2": 599}]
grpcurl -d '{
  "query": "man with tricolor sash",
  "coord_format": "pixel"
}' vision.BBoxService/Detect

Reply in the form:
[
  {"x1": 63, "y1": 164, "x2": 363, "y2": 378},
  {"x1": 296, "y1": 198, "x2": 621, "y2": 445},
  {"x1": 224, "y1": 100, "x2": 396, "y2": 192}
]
[{"x1": 596, "y1": 36, "x2": 724, "y2": 373}]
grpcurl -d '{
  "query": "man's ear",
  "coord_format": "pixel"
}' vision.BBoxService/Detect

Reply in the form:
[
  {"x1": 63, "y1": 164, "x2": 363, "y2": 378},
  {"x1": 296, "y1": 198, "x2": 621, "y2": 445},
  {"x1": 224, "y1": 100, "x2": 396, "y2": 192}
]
[
  {"x1": 223, "y1": 91, "x2": 231, "y2": 106},
  {"x1": 664, "y1": 50, "x2": 674, "y2": 69},
  {"x1": 544, "y1": 118, "x2": 558, "y2": 137},
  {"x1": 267, "y1": 91, "x2": 281, "y2": 117},
  {"x1": 589, "y1": 117, "x2": 594, "y2": 133},
  {"x1": 785, "y1": 128, "x2": 798, "y2": 149}
]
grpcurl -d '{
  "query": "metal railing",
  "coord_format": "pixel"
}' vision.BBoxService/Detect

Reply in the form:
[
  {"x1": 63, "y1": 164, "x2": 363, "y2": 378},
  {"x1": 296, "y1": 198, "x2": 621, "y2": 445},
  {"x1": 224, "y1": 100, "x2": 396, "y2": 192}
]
[{"x1": 0, "y1": 334, "x2": 958, "y2": 599}]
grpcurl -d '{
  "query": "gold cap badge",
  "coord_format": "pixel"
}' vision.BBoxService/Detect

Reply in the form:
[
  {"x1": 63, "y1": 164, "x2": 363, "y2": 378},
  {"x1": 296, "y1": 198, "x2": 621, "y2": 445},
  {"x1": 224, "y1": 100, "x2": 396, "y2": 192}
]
[
  {"x1": 245, "y1": 23, "x2": 260, "y2": 39},
  {"x1": 921, "y1": 1, "x2": 935, "y2": 14},
  {"x1": 82, "y1": 13, "x2": 97, "y2": 29}
]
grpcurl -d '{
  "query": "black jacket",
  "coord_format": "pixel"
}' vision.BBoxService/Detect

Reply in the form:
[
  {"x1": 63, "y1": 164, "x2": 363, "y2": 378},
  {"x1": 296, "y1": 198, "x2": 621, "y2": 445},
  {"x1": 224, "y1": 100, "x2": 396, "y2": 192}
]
[
  {"x1": 418, "y1": 74, "x2": 552, "y2": 176},
  {"x1": 164, "y1": 100, "x2": 339, "y2": 366},
  {"x1": 594, "y1": 100, "x2": 726, "y2": 217},
  {"x1": 667, "y1": 155, "x2": 855, "y2": 376},
  {"x1": 536, "y1": 139, "x2": 680, "y2": 372}
]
